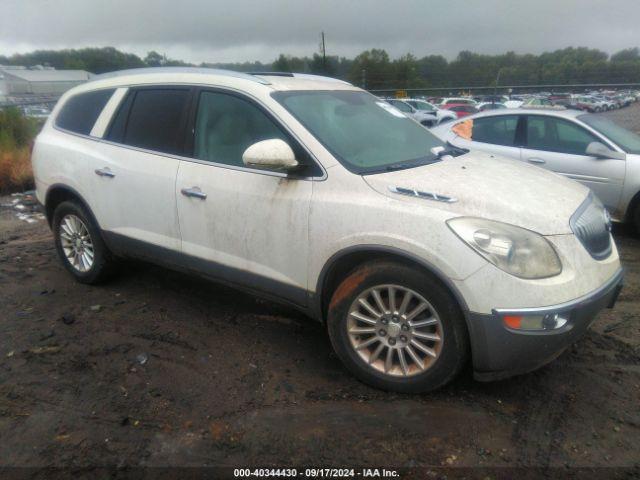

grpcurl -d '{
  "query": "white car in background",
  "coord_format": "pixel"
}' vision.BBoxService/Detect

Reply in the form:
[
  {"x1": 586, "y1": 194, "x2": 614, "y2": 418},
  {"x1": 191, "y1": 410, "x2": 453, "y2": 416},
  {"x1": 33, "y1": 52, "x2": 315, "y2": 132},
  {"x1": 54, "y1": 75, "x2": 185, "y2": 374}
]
[
  {"x1": 476, "y1": 102, "x2": 507, "y2": 112},
  {"x1": 402, "y1": 98, "x2": 457, "y2": 124},
  {"x1": 384, "y1": 98, "x2": 439, "y2": 127},
  {"x1": 439, "y1": 97, "x2": 478, "y2": 108},
  {"x1": 32, "y1": 68, "x2": 622, "y2": 392},
  {"x1": 432, "y1": 108, "x2": 640, "y2": 230},
  {"x1": 504, "y1": 99, "x2": 524, "y2": 108}
]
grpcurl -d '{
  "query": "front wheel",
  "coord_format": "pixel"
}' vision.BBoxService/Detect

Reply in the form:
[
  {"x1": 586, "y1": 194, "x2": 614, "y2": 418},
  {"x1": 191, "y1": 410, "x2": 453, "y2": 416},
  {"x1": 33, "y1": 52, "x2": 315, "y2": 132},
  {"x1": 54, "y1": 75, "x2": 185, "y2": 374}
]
[{"x1": 327, "y1": 261, "x2": 469, "y2": 393}]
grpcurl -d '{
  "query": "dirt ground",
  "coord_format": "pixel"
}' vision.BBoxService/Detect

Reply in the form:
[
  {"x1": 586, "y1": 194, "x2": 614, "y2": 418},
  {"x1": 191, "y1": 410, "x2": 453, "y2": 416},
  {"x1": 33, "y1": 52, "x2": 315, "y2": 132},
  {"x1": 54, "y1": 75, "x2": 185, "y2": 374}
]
[{"x1": 1, "y1": 107, "x2": 640, "y2": 479}]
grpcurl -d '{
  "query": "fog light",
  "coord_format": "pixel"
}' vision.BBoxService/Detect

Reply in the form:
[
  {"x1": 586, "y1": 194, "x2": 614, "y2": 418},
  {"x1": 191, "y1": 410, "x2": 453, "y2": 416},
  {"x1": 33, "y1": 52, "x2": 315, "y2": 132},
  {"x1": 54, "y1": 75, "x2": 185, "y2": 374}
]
[{"x1": 502, "y1": 312, "x2": 568, "y2": 331}]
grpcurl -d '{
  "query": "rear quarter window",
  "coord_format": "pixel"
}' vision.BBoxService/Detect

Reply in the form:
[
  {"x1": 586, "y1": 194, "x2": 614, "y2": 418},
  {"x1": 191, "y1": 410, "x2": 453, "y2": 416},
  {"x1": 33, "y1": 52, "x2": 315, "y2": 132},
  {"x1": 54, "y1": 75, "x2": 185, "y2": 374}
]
[{"x1": 56, "y1": 89, "x2": 115, "y2": 135}]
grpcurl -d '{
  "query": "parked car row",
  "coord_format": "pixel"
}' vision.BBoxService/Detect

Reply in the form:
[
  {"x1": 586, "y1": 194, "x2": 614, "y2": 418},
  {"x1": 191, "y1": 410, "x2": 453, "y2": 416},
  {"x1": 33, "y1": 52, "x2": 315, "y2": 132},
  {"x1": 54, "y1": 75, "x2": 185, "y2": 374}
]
[
  {"x1": 379, "y1": 88, "x2": 640, "y2": 126},
  {"x1": 381, "y1": 98, "x2": 457, "y2": 127},
  {"x1": 32, "y1": 69, "x2": 624, "y2": 393}
]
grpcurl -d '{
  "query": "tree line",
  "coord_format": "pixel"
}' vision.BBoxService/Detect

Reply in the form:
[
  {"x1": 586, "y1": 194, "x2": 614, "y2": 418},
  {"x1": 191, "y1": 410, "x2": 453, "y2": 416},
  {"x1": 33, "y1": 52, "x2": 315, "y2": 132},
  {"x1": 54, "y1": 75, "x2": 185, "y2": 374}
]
[{"x1": 1, "y1": 46, "x2": 639, "y2": 90}]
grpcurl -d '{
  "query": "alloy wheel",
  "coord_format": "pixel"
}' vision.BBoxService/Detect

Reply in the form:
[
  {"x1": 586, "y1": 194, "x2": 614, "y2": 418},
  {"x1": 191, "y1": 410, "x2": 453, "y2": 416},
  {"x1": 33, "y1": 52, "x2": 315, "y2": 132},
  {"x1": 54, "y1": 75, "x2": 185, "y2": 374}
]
[
  {"x1": 347, "y1": 284, "x2": 444, "y2": 377},
  {"x1": 59, "y1": 214, "x2": 94, "y2": 272}
]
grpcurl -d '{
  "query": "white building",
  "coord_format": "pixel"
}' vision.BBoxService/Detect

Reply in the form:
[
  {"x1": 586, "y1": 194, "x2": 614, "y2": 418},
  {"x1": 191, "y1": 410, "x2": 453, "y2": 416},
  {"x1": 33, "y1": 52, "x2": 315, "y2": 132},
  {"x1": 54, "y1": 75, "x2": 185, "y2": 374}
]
[{"x1": 0, "y1": 66, "x2": 92, "y2": 101}]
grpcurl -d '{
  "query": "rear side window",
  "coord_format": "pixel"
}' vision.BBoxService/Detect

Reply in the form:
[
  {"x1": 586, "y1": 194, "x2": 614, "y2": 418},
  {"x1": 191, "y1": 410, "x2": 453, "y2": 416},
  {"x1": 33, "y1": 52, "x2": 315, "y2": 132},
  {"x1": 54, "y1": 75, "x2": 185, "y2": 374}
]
[
  {"x1": 108, "y1": 88, "x2": 190, "y2": 155},
  {"x1": 56, "y1": 89, "x2": 115, "y2": 135},
  {"x1": 470, "y1": 115, "x2": 519, "y2": 146}
]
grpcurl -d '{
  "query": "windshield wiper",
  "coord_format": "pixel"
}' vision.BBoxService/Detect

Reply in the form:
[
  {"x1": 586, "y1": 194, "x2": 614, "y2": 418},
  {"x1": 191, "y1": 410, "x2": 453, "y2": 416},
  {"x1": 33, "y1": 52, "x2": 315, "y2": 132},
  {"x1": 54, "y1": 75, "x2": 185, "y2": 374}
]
[{"x1": 383, "y1": 158, "x2": 436, "y2": 172}]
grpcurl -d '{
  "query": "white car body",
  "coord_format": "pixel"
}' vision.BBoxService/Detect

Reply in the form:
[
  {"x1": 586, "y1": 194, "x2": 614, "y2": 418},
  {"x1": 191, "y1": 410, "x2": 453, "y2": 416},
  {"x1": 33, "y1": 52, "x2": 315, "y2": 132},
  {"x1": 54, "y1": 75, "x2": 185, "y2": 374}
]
[
  {"x1": 384, "y1": 98, "x2": 439, "y2": 127},
  {"x1": 431, "y1": 108, "x2": 640, "y2": 224},
  {"x1": 32, "y1": 68, "x2": 622, "y2": 388},
  {"x1": 439, "y1": 97, "x2": 477, "y2": 107},
  {"x1": 402, "y1": 98, "x2": 457, "y2": 124},
  {"x1": 504, "y1": 100, "x2": 524, "y2": 109}
]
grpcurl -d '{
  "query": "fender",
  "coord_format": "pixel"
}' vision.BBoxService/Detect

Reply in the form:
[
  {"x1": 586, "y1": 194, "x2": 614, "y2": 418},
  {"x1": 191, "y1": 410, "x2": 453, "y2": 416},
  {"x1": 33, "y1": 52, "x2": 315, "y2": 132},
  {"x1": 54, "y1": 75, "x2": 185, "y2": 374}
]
[
  {"x1": 312, "y1": 244, "x2": 471, "y2": 323},
  {"x1": 44, "y1": 183, "x2": 103, "y2": 231}
]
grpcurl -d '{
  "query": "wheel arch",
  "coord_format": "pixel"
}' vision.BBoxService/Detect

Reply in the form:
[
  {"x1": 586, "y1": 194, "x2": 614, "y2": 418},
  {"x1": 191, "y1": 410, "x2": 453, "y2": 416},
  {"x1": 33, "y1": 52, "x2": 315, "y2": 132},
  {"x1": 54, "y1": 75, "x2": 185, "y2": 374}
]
[
  {"x1": 314, "y1": 245, "x2": 470, "y2": 326},
  {"x1": 44, "y1": 183, "x2": 101, "y2": 230}
]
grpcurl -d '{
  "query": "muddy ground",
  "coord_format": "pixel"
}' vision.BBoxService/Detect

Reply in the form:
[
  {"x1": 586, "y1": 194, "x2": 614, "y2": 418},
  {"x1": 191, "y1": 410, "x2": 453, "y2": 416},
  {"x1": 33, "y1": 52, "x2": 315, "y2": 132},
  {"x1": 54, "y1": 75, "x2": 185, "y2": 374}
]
[{"x1": 1, "y1": 107, "x2": 640, "y2": 479}]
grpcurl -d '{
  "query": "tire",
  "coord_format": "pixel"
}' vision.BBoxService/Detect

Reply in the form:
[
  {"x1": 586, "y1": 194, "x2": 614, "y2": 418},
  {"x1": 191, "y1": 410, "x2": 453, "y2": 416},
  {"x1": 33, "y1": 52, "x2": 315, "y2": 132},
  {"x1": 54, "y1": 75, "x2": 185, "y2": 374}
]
[
  {"x1": 634, "y1": 203, "x2": 640, "y2": 236},
  {"x1": 52, "y1": 200, "x2": 116, "y2": 284},
  {"x1": 326, "y1": 261, "x2": 469, "y2": 393}
]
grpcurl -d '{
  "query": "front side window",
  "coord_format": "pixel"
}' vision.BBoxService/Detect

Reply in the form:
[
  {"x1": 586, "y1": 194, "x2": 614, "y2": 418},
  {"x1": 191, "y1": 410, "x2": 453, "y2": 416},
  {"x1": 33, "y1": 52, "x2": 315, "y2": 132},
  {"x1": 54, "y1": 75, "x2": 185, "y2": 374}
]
[
  {"x1": 56, "y1": 89, "x2": 115, "y2": 135},
  {"x1": 579, "y1": 114, "x2": 640, "y2": 154},
  {"x1": 273, "y1": 90, "x2": 445, "y2": 174},
  {"x1": 468, "y1": 115, "x2": 518, "y2": 146},
  {"x1": 193, "y1": 91, "x2": 288, "y2": 168},
  {"x1": 110, "y1": 88, "x2": 190, "y2": 155},
  {"x1": 526, "y1": 116, "x2": 599, "y2": 155}
]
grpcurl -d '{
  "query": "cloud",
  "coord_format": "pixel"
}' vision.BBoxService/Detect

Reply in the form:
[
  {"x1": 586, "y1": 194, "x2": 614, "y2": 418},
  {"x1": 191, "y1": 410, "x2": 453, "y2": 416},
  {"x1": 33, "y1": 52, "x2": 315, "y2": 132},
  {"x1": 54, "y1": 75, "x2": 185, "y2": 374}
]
[{"x1": 1, "y1": 0, "x2": 638, "y2": 63}]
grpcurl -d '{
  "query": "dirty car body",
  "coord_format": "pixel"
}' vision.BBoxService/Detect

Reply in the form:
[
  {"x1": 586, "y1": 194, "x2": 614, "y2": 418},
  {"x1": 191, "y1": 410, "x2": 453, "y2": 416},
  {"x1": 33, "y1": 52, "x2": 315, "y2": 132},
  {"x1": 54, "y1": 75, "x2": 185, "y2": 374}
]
[{"x1": 32, "y1": 68, "x2": 623, "y2": 392}]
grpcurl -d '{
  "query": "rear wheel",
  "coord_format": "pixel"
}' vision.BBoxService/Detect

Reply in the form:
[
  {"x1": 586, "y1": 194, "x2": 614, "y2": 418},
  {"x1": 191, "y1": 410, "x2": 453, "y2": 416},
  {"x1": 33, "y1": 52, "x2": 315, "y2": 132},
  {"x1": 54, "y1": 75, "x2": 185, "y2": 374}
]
[
  {"x1": 53, "y1": 201, "x2": 116, "y2": 284},
  {"x1": 327, "y1": 261, "x2": 469, "y2": 393}
]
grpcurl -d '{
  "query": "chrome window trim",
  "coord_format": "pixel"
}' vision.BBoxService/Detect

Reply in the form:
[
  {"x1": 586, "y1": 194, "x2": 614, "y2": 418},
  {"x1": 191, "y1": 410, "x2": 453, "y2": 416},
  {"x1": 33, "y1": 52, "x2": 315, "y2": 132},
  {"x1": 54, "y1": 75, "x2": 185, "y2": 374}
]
[{"x1": 52, "y1": 82, "x2": 328, "y2": 182}]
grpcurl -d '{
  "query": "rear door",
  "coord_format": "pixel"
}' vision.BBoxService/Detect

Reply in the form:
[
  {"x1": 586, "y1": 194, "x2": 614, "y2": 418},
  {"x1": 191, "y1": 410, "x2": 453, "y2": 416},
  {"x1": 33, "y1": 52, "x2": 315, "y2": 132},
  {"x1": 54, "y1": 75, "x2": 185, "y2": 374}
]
[
  {"x1": 88, "y1": 86, "x2": 191, "y2": 252},
  {"x1": 449, "y1": 114, "x2": 523, "y2": 161},
  {"x1": 520, "y1": 114, "x2": 625, "y2": 211}
]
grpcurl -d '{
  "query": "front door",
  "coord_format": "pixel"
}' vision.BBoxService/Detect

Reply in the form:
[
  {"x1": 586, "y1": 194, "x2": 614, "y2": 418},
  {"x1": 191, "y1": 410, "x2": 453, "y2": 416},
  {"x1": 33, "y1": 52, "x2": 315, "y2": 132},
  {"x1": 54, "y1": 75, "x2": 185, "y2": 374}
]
[
  {"x1": 176, "y1": 89, "x2": 315, "y2": 306},
  {"x1": 521, "y1": 115, "x2": 625, "y2": 212}
]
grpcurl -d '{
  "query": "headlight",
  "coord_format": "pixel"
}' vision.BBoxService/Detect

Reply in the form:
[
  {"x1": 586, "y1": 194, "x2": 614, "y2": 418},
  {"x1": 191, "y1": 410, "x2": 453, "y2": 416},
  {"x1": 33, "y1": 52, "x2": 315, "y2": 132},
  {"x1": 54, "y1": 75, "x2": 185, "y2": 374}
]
[{"x1": 447, "y1": 217, "x2": 562, "y2": 279}]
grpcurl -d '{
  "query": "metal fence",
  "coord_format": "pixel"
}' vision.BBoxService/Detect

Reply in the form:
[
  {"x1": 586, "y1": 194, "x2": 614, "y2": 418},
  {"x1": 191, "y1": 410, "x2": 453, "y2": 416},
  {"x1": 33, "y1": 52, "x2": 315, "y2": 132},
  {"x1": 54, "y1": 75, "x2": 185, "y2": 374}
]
[
  {"x1": 368, "y1": 82, "x2": 640, "y2": 97},
  {"x1": 0, "y1": 94, "x2": 61, "y2": 109}
]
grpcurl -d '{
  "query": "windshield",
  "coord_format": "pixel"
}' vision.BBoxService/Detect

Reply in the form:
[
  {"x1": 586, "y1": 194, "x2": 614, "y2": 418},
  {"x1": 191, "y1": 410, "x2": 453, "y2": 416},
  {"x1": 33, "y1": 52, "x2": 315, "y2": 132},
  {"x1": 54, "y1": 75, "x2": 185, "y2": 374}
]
[
  {"x1": 579, "y1": 114, "x2": 640, "y2": 154},
  {"x1": 273, "y1": 90, "x2": 445, "y2": 174}
]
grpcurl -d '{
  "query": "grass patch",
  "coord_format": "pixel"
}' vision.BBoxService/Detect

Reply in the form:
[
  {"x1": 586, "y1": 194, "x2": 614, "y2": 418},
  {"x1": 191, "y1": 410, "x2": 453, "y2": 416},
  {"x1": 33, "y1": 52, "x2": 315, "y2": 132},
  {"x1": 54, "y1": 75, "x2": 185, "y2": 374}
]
[{"x1": 0, "y1": 108, "x2": 41, "y2": 193}]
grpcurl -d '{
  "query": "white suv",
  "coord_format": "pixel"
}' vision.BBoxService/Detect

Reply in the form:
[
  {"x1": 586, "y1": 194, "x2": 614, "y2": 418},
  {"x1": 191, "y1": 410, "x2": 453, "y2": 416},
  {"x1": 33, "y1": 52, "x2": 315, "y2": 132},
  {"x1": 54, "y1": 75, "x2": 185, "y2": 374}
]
[{"x1": 32, "y1": 68, "x2": 623, "y2": 392}]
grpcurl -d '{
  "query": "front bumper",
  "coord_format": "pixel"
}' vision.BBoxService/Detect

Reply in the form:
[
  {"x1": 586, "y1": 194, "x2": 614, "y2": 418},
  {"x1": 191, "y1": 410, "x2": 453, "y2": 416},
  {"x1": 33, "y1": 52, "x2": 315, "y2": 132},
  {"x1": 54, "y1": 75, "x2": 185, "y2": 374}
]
[{"x1": 468, "y1": 268, "x2": 623, "y2": 381}]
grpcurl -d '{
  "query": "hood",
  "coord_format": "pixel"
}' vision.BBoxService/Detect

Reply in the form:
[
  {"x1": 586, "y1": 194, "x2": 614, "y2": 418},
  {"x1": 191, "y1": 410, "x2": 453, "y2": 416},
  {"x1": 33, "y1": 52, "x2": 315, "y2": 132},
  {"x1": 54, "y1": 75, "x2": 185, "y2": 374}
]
[{"x1": 362, "y1": 151, "x2": 589, "y2": 235}]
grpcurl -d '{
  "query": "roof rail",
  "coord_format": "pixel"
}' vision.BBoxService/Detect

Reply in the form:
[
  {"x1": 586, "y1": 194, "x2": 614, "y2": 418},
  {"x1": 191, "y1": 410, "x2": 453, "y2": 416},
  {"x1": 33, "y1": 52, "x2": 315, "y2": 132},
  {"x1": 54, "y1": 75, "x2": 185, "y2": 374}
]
[
  {"x1": 250, "y1": 71, "x2": 351, "y2": 85},
  {"x1": 248, "y1": 71, "x2": 294, "y2": 77},
  {"x1": 90, "y1": 67, "x2": 271, "y2": 85}
]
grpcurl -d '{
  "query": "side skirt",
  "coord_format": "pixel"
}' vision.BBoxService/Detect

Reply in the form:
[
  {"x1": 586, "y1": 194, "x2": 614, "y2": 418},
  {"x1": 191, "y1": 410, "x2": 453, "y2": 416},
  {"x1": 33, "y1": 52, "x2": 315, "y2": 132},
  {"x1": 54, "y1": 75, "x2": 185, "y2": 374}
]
[{"x1": 102, "y1": 231, "x2": 315, "y2": 319}]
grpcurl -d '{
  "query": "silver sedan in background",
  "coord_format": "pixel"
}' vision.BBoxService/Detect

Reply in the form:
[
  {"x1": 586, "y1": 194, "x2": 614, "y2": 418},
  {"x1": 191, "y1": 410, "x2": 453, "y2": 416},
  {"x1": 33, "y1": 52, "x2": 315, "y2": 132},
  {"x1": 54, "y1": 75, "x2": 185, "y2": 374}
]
[{"x1": 431, "y1": 108, "x2": 640, "y2": 231}]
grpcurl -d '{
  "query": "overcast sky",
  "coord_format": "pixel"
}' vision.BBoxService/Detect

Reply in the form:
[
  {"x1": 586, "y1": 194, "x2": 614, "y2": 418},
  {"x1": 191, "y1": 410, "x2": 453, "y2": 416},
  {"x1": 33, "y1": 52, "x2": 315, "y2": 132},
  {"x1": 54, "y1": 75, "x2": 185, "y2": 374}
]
[{"x1": 1, "y1": 0, "x2": 639, "y2": 64}]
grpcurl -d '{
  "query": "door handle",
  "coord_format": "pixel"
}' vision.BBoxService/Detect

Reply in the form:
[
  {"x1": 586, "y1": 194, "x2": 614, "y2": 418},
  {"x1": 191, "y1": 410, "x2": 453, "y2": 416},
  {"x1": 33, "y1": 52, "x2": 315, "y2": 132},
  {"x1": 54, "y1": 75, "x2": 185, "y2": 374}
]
[
  {"x1": 527, "y1": 157, "x2": 546, "y2": 164},
  {"x1": 94, "y1": 167, "x2": 115, "y2": 178},
  {"x1": 181, "y1": 187, "x2": 207, "y2": 200}
]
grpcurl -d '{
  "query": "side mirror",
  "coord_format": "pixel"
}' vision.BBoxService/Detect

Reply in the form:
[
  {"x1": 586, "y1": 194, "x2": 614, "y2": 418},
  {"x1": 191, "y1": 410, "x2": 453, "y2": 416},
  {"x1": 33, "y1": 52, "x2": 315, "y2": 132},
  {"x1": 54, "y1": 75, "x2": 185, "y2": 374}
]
[
  {"x1": 242, "y1": 139, "x2": 299, "y2": 170},
  {"x1": 585, "y1": 141, "x2": 626, "y2": 160}
]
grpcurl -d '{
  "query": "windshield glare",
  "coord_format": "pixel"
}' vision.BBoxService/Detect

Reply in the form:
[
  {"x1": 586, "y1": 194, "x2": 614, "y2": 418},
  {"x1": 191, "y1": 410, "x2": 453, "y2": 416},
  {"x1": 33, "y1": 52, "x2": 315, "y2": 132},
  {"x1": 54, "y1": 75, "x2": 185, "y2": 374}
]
[
  {"x1": 273, "y1": 90, "x2": 445, "y2": 174},
  {"x1": 579, "y1": 114, "x2": 640, "y2": 154}
]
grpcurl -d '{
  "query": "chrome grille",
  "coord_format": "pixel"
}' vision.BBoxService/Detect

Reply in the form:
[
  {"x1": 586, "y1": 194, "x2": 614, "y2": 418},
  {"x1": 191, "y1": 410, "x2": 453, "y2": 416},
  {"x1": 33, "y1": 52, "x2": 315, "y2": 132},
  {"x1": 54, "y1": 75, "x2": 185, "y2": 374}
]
[{"x1": 570, "y1": 194, "x2": 612, "y2": 260}]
